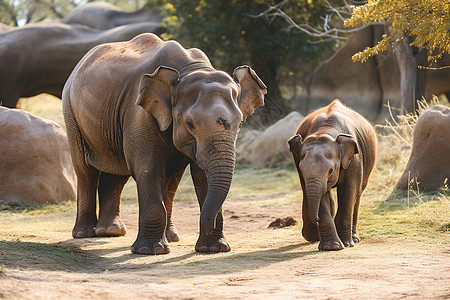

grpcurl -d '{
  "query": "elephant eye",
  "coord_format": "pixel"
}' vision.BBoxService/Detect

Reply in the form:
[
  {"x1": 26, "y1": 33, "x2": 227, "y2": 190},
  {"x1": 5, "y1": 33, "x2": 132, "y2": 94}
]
[
  {"x1": 186, "y1": 119, "x2": 195, "y2": 131},
  {"x1": 328, "y1": 168, "x2": 334, "y2": 177}
]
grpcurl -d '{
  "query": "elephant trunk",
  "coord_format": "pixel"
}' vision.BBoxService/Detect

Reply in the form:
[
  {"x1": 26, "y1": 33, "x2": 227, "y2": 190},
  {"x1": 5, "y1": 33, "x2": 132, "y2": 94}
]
[
  {"x1": 198, "y1": 139, "x2": 236, "y2": 232},
  {"x1": 305, "y1": 177, "x2": 324, "y2": 226}
]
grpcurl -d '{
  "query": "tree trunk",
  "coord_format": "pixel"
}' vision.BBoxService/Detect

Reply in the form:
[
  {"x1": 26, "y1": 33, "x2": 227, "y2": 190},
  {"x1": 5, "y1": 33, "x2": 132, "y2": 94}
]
[{"x1": 395, "y1": 38, "x2": 428, "y2": 114}]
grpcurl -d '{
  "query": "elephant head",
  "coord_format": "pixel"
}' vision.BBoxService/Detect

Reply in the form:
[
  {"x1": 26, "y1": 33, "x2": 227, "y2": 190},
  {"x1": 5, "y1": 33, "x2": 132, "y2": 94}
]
[
  {"x1": 136, "y1": 65, "x2": 267, "y2": 231},
  {"x1": 288, "y1": 133, "x2": 358, "y2": 225}
]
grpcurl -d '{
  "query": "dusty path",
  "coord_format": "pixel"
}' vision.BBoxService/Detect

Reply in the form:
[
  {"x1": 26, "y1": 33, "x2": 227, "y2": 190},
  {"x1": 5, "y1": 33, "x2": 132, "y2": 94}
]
[{"x1": 1, "y1": 194, "x2": 449, "y2": 299}]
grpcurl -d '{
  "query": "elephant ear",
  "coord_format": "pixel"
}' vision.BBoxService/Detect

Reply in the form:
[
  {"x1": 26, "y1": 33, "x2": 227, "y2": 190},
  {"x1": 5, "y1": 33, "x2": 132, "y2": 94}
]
[
  {"x1": 136, "y1": 66, "x2": 180, "y2": 131},
  {"x1": 233, "y1": 65, "x2": 267, "y2": 120},
  {"x1": 288, "y1": 134, "x2": 303, "y2": 172},
  {"x1": 288, "y1": 134, "x2": 303, "y2": 154},
  {"x1": 336, "y1": 134, "x2": 359, "y2": 169}
]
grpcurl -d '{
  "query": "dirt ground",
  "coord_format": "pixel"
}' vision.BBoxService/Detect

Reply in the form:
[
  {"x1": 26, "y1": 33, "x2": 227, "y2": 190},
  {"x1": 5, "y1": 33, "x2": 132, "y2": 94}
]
[{"x1": 1, "y1": 193, "x2": 449, "y2": 300}]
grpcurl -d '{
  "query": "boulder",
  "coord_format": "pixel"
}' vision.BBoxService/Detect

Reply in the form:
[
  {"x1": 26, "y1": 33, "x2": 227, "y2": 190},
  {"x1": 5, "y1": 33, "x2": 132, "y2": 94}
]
[
  {"x1": 396, "y1": 105, "x2": 450, "y2": 191},
  {"x1": 249, "y1": 111, "x2": 304, "y2": 168},
  {"x1": 0, "y1": 107, "x2": 76, "y2": 204}
]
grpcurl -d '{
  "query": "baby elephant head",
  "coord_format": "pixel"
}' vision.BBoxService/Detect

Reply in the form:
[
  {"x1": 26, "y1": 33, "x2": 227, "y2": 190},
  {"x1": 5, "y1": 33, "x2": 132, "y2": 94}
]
[{"x1": 288, "y1": 133, "x2": 358, "y2": 224}]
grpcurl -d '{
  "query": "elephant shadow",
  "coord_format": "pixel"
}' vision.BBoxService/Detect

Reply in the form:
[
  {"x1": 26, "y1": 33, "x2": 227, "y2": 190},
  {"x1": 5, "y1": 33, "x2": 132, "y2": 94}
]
[
  {"x1": 74, "y1": 242, "x2": 318, "y2": 276},
  {"x1": 1, "y1": 239, "x2": 318, "y2": 276}
]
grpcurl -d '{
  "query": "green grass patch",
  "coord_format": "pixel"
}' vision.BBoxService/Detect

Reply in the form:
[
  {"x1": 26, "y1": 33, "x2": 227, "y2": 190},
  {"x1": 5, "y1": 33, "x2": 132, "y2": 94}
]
[
  {"x1": 17, "y1": 94, "x2": 65, "y2": 128},
  {"x1": 229, "y1": 166, "x2": 299, "y2": 199}
]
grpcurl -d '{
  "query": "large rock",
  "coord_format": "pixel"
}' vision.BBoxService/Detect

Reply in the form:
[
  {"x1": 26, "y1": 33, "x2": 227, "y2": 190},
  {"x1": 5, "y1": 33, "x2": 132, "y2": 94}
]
[
  {"x1": 249, "y1": 111, "x2": 304, "y2": 168},
  {"x1": 396, "y1": 105, "x2": 450, "y2": 191},
  {"x1": 0, "y1": 107, "x2": 76, "y2": 204}
]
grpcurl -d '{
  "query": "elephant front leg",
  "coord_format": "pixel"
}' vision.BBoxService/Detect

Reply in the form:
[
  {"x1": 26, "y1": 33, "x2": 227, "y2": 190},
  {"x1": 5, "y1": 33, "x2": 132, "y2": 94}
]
[
  {"x1": 131, "y1": 174, "x2": 170, "y2": 255},
  {"x1": 317, "y1": 196, "x2": 344, "y2": 251},
  {"x1": 335, "y1": 185, "x2": 359, "y2": 247},
  {"x1": 195, "y1": 209, "x2": 230, "y2": 252},
  {"x1": 191, "y1": 163, "x2": 230, "y2": 253}
]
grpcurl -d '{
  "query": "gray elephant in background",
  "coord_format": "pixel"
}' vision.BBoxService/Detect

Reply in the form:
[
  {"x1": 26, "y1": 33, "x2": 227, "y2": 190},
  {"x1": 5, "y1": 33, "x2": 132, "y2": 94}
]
[
  {"x1": 0, "y1": 21, "x2": 163, "y2": 108},
  {"x1": 63, "y1": 33, "x2": 267, "y2": 255},
  {"x1": 62, "y1": 2, "x2": 163, "y2": 30}
]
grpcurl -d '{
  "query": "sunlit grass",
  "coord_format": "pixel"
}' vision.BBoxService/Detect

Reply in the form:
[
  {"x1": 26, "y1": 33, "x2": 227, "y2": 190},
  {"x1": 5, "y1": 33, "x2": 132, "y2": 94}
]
[{"x1": 17, "y1": 94, "x2": 65, "y2": 128}]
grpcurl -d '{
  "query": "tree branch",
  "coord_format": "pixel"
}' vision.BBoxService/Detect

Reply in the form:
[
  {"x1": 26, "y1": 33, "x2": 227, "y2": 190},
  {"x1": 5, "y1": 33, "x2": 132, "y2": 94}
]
[{"x1": 255, "y1": 0, "x2": 384, "y2": 42}]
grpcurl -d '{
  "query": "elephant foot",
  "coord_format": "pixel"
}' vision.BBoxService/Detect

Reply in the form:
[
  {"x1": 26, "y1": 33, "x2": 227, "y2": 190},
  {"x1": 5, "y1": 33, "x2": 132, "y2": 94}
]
[
  {"x1": 72, "y1": 220, "x2": 97, "y2": 238},
  {"x1": 318, "y1": 239, "x2": 345, "y2": 251},
  {"x1": 195, "y1": 232, "x2": 230, "y2": 253},
  {"x1": 95, "y1": 217, "x2": 127, "y2": 237},
  {"x1": 302, "y1": 225, "x2": 320, "y2": 243},
  {"x1": 352, "y1": 232, "x2": 360, "y2": 243},
  {"x1": 166, "y1": 222, "x2": 180, "y2": 243},
  {"x1": 341, "y1": 238, "x2": 355, "y2": 248},
  {"x1": 131, "y1": 236, "x2": 170, "y2": 255}
]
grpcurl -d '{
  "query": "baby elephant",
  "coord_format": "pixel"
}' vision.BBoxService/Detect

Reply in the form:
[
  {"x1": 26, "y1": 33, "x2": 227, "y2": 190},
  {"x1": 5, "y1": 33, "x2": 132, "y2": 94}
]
[{"x1": 288, "y1": 100, "x2": 377, "y2": 251}]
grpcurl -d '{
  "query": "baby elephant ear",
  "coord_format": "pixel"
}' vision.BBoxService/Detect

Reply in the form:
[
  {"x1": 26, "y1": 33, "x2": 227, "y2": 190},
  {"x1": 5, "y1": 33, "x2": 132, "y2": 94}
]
[
  {"x1": 233, "y1": 65, "x2": 267, "y2": 121},
  {"x1": 336, "y1": 134, "x2": 359, "y2": 169},
  {"x1": 288, "y1": 134, "x2": 303, "y2": 153},
  {"x1": 136, "y1": 66, "x2": 179, "y2": 131}
]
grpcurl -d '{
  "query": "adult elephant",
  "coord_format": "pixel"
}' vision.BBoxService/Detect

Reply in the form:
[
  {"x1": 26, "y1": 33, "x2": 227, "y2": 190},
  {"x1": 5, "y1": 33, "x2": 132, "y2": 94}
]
[
  {"x1": 62, "y1": 2, "x2": 163, "y2": 30},
  {"x1": 0, "y1": 21, "x2": 163, "y2": 108},
  {"x1": 62, "y1": 33, "x2": 267, "y2": 255}
]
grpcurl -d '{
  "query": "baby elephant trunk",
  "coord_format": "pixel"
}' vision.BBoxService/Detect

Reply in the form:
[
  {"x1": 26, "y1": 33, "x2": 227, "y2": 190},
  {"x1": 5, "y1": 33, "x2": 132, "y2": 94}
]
[{"x1": 305, "y1": 177, "x2": 324, "y2": 226}]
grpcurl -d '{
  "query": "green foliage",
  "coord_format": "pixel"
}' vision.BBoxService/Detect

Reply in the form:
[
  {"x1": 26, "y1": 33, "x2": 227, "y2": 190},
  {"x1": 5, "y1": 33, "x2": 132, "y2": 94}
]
[
  {"x1": 345, "y1": 0, "x2": 450, "y2": 62},
  {"x1": 148, "y1": 0, "x2": 336, "y2": 102},
  {"x1": 0, "y1": 0, "x2": 78, "y2": 25}
]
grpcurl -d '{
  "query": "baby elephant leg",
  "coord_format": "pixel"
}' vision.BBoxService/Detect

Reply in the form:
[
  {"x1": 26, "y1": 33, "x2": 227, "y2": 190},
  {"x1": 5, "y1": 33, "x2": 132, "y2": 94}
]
[
  {"x1": 318, "y1": 197, "x2": 344, "y2": 251},
  {"x1": 335, "y1": 185, "x2": 359, "y2": 247}
]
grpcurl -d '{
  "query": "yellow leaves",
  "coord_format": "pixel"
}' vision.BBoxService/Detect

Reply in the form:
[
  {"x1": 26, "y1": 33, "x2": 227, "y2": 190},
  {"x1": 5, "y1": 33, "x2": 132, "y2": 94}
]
[
  {"x1": 346, "y1": 0, "x2": 450, "y2": 63},
  {"x1": 195, "y1": 0, "x2": 207, "y2": 12},
  {"x1": 164, "y1": 3, "x2": 175, "y2": 13}
]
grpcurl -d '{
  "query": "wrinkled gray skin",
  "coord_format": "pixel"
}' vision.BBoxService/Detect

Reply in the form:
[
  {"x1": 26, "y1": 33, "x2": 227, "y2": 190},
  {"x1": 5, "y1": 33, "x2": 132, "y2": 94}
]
[
  {"x1": 0, "y1": 21, "x2": 163, "y2": 108},
  {"x1": 62, "y1": 33, "x2": 267, "y2": 255},
  {"x1": 289, "y1": 100, "x2": 377, "y2": 251},
  {"x1": 62, "y1": 2, "x2": 163, "y2": 30}
]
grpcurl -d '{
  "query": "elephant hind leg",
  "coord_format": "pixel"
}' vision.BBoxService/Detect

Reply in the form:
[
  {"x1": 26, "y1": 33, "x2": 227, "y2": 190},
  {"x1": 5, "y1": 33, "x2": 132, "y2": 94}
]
[
  {"x1": 95, "y1": 172, "x2": 129, "y2": 237},
  {"x1": 351, "y1": 193, "x2": 362, "y2": 243},
  {"x1": 72, "y1": 166, "x2": 100, "y2": 238},
  {"x1": 64, "y1": 99, "x2": 100, "y2": 238},
  {"x1": 163, "y1": 156, "x2": 189, "y2": 242}
]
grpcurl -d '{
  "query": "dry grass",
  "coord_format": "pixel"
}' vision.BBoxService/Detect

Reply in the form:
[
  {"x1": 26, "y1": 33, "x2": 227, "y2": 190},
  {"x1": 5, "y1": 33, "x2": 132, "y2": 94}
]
[
  {"x1": 0, "y1": 94, "x2": 449, "y2": 296},
  {"x1": 16, "y1": 94, "x2": 65, "y2": 128}
]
